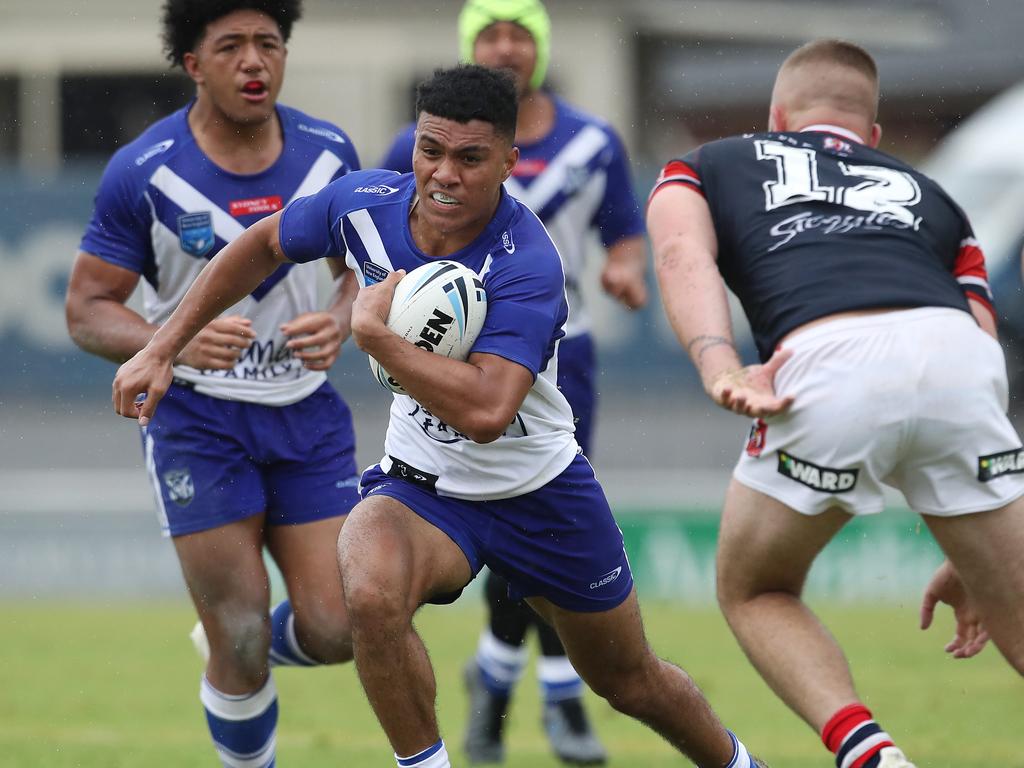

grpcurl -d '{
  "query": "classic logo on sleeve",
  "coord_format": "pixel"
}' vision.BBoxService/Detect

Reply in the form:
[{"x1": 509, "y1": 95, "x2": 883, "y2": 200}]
[
  {"x1": 354, "y1": 185, "x2": 399, "y2": 195},
  {"x1": 177, "y1": 212, "x2": 215, "y2": 257},
  {"x1": 977, "y1": 448, "x2": 1024, "y2": 482},
  {"x1": 777, "y1": 451, "x2": 858, "y2": 493}
]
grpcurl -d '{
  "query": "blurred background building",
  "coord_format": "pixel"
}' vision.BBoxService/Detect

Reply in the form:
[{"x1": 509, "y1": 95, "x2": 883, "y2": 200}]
[{"x1": 3, "y1": 0, "x2": 1024, "y2": 597}]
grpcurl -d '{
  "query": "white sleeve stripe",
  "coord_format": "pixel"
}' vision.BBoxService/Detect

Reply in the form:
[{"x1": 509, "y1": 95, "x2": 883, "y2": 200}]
[
  {"x1": 657, "y1": 174, "x2": 702, "y2": 186},
  {"x1": 960, "y1": 237, "x2": 980, "y2": 249},
  {"x1": 347, "y1": 208, "x2": 396, "y2": 272},
  {"x1": 958, "y1": 275, "x2": 992, "y2": 292}
]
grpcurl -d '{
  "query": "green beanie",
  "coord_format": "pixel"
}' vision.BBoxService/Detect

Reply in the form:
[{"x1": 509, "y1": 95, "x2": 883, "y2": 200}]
[{"x1": 458, "y1": 0, "x2": 551, "y2": 91}]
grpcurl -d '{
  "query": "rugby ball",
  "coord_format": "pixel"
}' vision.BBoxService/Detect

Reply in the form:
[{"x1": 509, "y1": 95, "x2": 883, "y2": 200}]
[{"x1": 369, "y1": 260, "x2": 487, "y2": 393}]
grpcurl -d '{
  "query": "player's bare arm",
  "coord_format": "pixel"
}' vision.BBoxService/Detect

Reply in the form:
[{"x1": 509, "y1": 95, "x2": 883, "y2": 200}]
[
  {"x1": 67, "y1": 252, "x2": 256, "y2": 369},
  {"x1": 600, "y1": 235, "x2": 648, "y2": 310},
  {"x1": 648, "y1": 185, "x2": 794, "y2": 418},
  {"x1": 351, "y1": 270, "x2": 533, "y2": 444},
  {"x1": 112, "y1": 211, "x2": 289, "y2": 424},
  {"x1": 281, "y1": 259, "x2": 358, "y2": 371}
]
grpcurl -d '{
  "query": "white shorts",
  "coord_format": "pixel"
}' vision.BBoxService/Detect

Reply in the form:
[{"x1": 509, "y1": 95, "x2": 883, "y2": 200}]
[{"x1": 734, "y1": 308, "x2": 1024, "y2": 517}]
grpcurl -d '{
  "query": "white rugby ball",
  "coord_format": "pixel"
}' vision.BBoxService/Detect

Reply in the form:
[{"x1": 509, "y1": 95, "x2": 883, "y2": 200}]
[{"x1": 369, "y1": 260, "x2": 487, "y2": 394}]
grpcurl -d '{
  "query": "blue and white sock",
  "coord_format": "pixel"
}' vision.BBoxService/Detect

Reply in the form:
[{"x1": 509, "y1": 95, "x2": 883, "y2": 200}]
[
  {"x1": 200, "y1": 674, "x2": 278, "y2": 768},
  {"x1": 475, "y1": 630, "x2": 527, "y2": 697},
  {"x1": 538, "y1": 654, "x2": 584, "y2": 704},
  {"x1": 726, "y1": 730, "x2": 754, "y2": 768},
  {"x1": 268, "y1": 600, "x2": 317, "y2": 667},
  {"x1": 395, "y1": 739, "x2": 451, "y2": 768}
]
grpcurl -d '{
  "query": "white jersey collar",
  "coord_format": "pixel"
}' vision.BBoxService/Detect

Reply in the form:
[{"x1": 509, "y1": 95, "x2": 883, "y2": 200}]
[{"x1": 800, "y1": 124, "x2": 865, "y2": 144}]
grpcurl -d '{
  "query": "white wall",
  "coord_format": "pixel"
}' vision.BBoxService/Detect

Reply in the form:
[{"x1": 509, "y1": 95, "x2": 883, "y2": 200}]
[{"x1": 0, "y1": 0, "x2": 638, "y2": 169}]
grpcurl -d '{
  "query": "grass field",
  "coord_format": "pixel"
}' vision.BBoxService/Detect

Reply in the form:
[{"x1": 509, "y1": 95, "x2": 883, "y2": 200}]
[{"x1": 1, "y1": 599, "x2": 1019, "y2": 767}]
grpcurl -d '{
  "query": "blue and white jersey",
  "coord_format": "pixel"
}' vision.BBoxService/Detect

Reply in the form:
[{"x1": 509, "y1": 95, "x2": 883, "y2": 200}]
[
  {"x1": 380, "y1": 97, "x2": 644, "y2": 338},
  {"x1": 80, "y1": 103, "x2": 360, "y2": 405},
  {"x1": 278, "y1": 170, "x2": 579, "y2": 500}
]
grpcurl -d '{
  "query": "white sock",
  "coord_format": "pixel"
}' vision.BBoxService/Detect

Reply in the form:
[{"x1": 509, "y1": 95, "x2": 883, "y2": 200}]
[
  {"x1": 726, "y1": 730, "x2": 753, "y2": 768},
  {"x1": 475, "y1": 630, "x2": 528, "y2": 695},
  {"x1": 395, "y1": 739, "x2": 450, "y2": 767}
]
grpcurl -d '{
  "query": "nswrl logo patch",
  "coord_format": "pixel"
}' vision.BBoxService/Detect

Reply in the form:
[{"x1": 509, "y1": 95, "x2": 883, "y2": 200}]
[
  {"x1": 776, "y1": 451, "x2": 858, "y2": 493},
  {"x1": 163, "y1": 468, "x2": 195, "y2": 507},
  {"x1": 977, "y1": 448, "x2": 1024, "y2": 482},
  {"x1": 178, "y1": 212, "x2": 215, "y2": 257}
]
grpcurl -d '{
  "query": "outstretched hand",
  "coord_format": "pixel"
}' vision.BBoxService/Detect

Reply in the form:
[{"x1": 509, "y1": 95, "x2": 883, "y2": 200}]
[
  {"x1": 112, "y1": 347, "x2": 173, "y2": 427},
  {"x1": 708, "y1": 347, "x2": 794, "y2": 417},
  {"x1": 920, "y1": 560, "x2": 990, "y2": 659}
]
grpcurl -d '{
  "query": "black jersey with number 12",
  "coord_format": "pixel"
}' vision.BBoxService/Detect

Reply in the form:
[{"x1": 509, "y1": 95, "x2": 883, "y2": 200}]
[{"x1": 651, "y1": 129, "x2": 993, "y2": 360}]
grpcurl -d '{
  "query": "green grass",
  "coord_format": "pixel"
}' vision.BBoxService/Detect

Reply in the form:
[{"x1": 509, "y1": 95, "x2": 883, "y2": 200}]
[{"x1": 0, "y1": 599, "x2": 1019, "y2": 767}]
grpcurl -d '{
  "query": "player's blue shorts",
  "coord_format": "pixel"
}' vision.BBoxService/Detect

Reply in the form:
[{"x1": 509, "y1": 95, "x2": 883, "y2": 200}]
[
  {"x1": 359, "y1": 453, "x2": 633, "y2": 613},
  {"x1": 557, "y1": 334, "x2": 596, "y2": 456},
  {"x1": 143, "y1": 380, "x2": 360, "y2": 537}
]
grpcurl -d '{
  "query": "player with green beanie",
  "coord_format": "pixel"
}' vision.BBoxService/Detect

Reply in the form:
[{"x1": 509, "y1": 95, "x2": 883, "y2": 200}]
[
  {"x1": 380, "y1": 2, "x2": 649, "y2": 764},
  {"x1": 458, "y1": 0, "x2": 551, "y2": 91}
]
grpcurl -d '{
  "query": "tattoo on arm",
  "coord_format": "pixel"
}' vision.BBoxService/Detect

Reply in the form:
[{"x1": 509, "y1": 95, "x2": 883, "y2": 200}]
[{"x1": 686, "y1": 334, "x2": 735, "y2": 363}]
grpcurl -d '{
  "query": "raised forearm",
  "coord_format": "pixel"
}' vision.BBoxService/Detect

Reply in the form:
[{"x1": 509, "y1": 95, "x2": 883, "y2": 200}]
[
  {"x1": 147, "y1": 215, "x2": 286, "y2": 361},
  {"x1": 655, "y1": 240, "x2": 741, "y2": 389}
]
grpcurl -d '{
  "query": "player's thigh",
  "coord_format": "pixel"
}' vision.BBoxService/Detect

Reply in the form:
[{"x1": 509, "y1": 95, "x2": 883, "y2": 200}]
[
  {"x1": 338, "y1": 494, "x2": 473, "y2": 613},
  {"x1": 173, "y1": 512, "x2": 271, "y2": 618},
  {"x1": 526, "y1": 588, "x2": 650, "y2": 694},
  {"x1": 718, "y1": 478, "x2": 850, "y2": 600},
  {"x1": 266, "y1": 514, "x2": 347, "y2": 617}
]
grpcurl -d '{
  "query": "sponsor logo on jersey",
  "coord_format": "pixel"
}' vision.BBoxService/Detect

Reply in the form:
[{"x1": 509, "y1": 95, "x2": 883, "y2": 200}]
[
  {"x1": 335, "y1": 476, "x2": 360, "y2": 489},
  {"x1": 199, "y1": 337, "x2": 298, "y2": 381},
  {"x1": 512, "y1": 157, "x2": 547, "y2": 177},
  {"x1": 746, "y1": 418, "x2": 767, "y2": 458},
  {"x1": 777, "y1": 451, "x2": 858, "y2": 493},
  {"x1": 386, "y1": 455, "x2": 439, "y2": 492},
  {"x1": 590, "y1": 566, "x2": 623, "y2": 590},
  {"x1": 354, "y1": 185, "x2": 399, "y2": 195},
  {"x1": 977, "y1": 448, "x2": 1024, "y2": 482},
  {"x1": 134, "y1": 139, "x2": 174, "y2": 166},
  {"x1": 163, "y1": 468, "x2": 194, "y2": 506},
  {"x1": 768, "y1": 210, "x2": 922, "y2": 252},
  {"x1": 229, "y1": 196, "x2": 283, "y2": 217},
  {"x1": 297, "y1": 123, "x2": 347, "y2": 144},
  {"x1": 177, "y1": 212, "x2": 215, "y2": 257},
  {"x1": 501, "y1": 230, "x2": 515, "y2": 254},
  {"x1": 363, "y1": 262, "x2": 391, "y2": 285}
]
